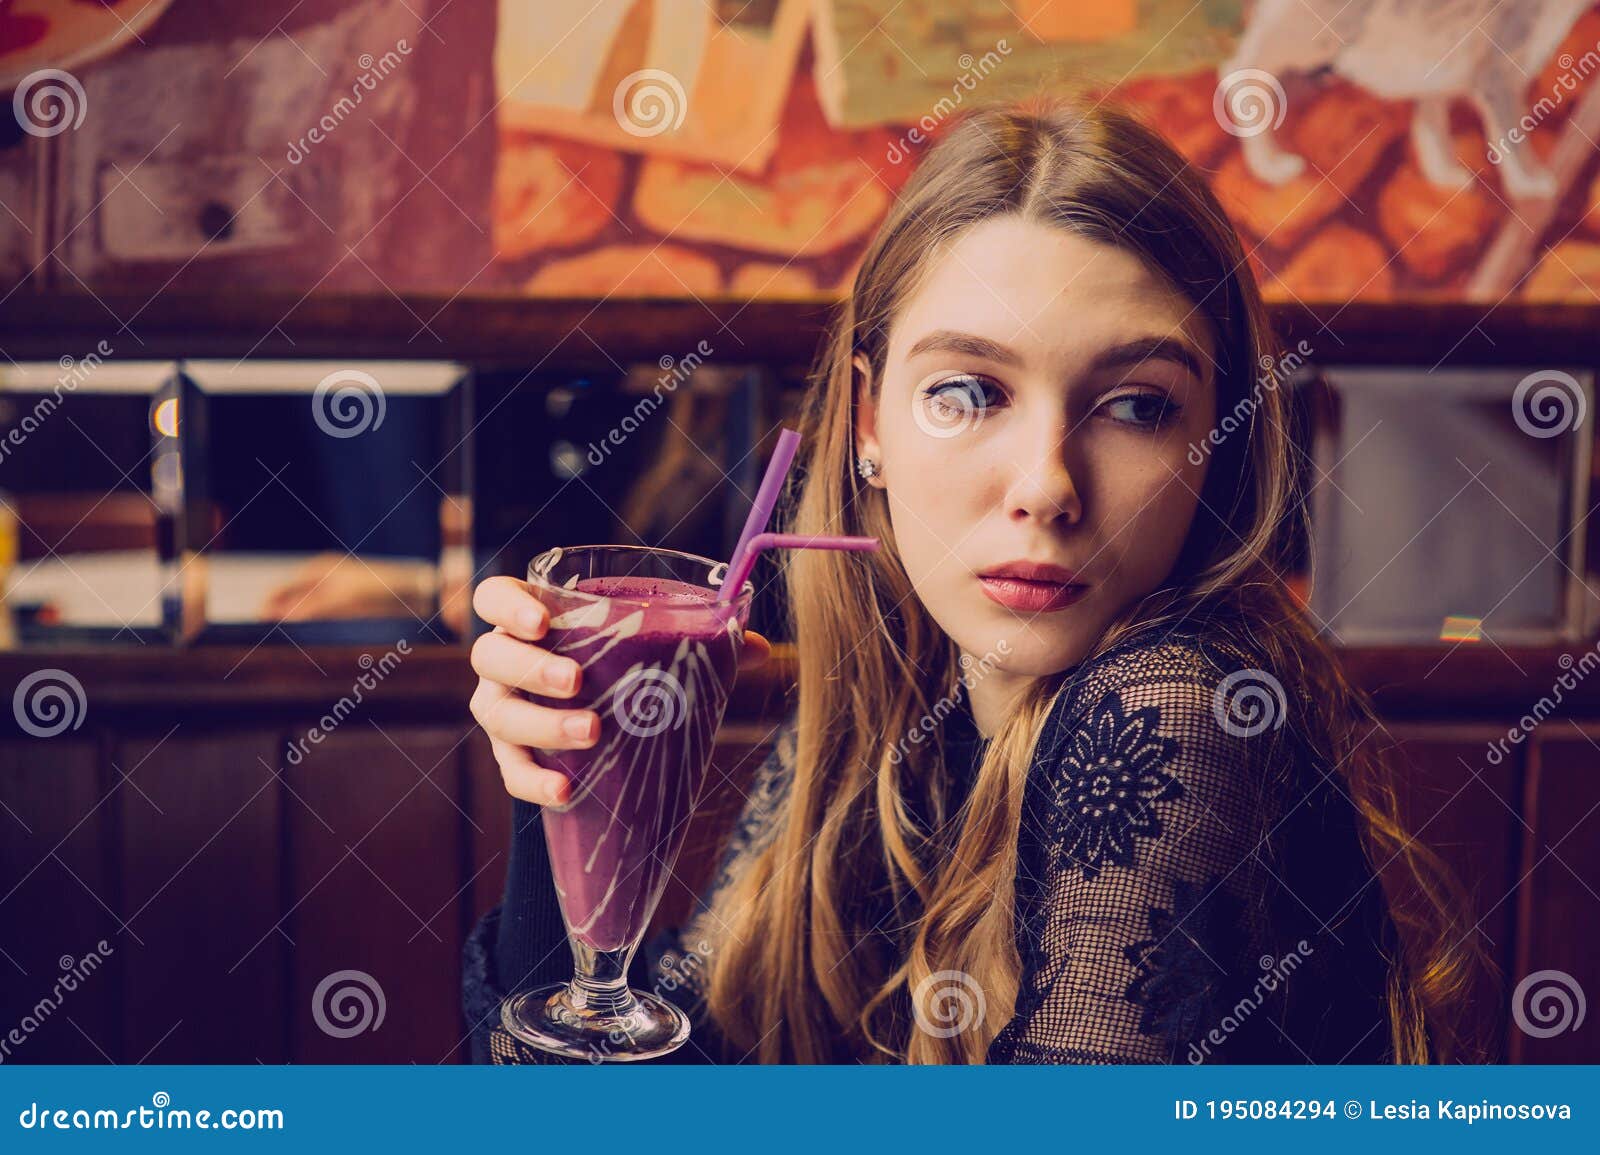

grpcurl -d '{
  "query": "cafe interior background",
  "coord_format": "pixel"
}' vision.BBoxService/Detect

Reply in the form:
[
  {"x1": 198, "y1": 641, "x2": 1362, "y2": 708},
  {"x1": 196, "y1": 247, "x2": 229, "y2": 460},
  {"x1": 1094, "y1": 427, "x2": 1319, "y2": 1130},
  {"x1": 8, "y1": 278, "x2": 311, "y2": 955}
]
[{"x1": 2, "y1": 0, "x2": 1600, "y2": 1064}]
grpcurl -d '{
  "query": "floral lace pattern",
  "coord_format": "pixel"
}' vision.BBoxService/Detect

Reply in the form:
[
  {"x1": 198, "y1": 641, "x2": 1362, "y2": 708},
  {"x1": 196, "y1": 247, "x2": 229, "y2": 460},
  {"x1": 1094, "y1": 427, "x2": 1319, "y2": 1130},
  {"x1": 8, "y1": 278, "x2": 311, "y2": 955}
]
[{"x1": 1043, "y1": 693, "x2": 1184, "y2": 881}]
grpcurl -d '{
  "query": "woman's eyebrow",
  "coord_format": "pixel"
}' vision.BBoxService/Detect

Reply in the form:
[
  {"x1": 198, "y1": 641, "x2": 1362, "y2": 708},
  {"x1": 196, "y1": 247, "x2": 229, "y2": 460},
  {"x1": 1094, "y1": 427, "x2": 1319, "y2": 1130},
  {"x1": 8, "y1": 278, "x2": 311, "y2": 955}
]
[
  {"x1": 1087, "y1": 336, "x2": 1205, "y2": 380},
  {"x1": 904, "y1": 330, "x2": 1206, "y2": 381},
  {"x1": 904, "y1": 329, "x2": 1024, "y2": 367}
]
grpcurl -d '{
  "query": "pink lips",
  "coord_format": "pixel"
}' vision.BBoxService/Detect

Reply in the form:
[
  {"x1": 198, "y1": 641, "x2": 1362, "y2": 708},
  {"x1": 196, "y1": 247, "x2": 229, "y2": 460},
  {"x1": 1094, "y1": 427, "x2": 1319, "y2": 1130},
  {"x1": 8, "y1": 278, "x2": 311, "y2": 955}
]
[{"x1": 977, "y1": 575, "x2": 1087, "y2": 613}]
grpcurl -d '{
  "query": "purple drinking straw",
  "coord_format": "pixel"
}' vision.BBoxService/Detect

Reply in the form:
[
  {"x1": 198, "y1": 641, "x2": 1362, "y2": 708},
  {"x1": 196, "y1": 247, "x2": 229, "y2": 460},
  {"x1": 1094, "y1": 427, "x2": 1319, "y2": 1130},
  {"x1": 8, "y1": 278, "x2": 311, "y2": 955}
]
[
  {"x1": 717, "y1": 427, "x2": 878, "y2": 604},
  {"x1": 725, "y1": 427, "x2": 801, "y2": 587},
  {"x1": 718, "y1": 532, "x2": 879, "y2": 604}
]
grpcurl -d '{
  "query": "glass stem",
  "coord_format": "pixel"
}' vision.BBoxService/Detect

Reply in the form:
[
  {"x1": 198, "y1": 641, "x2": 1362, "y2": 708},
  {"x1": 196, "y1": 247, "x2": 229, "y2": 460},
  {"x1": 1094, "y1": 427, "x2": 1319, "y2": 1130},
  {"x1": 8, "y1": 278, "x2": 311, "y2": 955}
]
[{"x1": 567, "y1": 941, "x2": 640, "y2": 1017}]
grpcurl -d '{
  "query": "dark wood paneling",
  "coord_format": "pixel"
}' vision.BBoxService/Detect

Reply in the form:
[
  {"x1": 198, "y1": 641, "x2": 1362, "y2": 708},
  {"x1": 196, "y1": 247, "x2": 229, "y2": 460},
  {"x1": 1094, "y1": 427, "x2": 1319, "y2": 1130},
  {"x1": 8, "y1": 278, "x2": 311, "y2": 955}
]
[
  {"x1": 1378, "y1": 725, "x2": 1525, "y2": 1062},
  {"x1": 285, "y1": 725, "x2": 470, "y2": 1063},
  {"x1": 117, "y1": 728, "x2": 284, "y2": 1063},
  {"x1": 464, "y1": 730, "x2": 510, "y2": 932},
  {"x1": 1510, "y1": 725, "x2": 1600, "y2": 1064},
  {"x1": 0, "y1": 737, "x2": 119, "y2": 1063},
  {"x1": 4, "y1": 642, "x2": 1587, "y2": 1063}
]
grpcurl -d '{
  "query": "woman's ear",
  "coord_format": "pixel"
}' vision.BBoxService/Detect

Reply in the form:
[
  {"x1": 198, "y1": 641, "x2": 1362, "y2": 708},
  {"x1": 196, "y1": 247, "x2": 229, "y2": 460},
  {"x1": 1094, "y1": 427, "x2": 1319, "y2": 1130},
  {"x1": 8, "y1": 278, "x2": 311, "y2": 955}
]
[{"x1": 852, "y1": 352, "x2": 886, "y2": 489}]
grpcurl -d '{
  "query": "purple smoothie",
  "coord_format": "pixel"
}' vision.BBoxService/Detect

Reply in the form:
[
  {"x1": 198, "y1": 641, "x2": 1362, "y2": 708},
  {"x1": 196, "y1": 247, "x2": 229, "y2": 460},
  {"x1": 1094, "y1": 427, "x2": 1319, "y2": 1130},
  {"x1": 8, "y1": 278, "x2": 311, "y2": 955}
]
[{"x1": 530, "y1": 574, "x2": 744, "y2": 952}]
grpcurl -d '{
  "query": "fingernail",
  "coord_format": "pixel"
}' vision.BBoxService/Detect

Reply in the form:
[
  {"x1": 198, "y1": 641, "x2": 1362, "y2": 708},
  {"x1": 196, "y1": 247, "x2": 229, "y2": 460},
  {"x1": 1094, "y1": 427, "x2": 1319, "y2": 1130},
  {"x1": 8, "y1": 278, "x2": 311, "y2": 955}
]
[
  {"x1": 553, "y1": 661, "x2": 579, "y2": 693},
  {"x1": 563, "y1": 714, "x2": 595, "y2": 741},
  {"x1": 519, "y1": 607, "x2": 544, "y2": 634}
]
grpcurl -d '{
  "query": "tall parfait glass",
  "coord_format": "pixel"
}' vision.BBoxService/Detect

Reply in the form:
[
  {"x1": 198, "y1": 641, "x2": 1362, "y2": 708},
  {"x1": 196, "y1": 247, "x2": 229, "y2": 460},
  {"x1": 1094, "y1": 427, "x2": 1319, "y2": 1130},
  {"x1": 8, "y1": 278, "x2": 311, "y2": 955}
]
[{"x1": 499, "y1": 544, "x2": 755, "y2": 1061}]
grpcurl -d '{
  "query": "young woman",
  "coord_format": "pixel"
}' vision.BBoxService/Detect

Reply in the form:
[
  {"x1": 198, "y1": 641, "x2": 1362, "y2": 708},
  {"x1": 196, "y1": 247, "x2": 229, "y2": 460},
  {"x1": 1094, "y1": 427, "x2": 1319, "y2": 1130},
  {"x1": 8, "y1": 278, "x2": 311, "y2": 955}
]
[{"x1": 463, "y1": 98, "x2": 1493, "y2": 1065}]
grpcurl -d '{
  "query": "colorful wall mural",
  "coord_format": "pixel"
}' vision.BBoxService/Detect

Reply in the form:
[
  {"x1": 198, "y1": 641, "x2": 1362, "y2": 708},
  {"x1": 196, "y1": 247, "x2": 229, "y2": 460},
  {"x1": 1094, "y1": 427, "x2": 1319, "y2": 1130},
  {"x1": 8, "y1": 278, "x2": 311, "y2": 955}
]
[{"x1": 4, "y1": 0, "x2": 1600, "y2": 303}]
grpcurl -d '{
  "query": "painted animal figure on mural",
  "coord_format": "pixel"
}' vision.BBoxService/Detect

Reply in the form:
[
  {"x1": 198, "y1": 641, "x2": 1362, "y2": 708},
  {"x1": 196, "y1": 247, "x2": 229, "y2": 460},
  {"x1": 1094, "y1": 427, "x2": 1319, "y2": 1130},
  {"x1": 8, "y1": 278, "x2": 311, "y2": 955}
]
[{"x1": 1223, "y1": 0, "x2": 1594, "y2": 199}]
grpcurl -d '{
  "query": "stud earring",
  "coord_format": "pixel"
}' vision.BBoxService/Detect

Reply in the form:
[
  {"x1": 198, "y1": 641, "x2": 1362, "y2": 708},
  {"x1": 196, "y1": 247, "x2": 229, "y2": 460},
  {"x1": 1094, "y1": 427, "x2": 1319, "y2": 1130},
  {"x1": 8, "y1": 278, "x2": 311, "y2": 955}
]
[{"x1": 856, "y1": 455, "x2": 880, "y2": 480}]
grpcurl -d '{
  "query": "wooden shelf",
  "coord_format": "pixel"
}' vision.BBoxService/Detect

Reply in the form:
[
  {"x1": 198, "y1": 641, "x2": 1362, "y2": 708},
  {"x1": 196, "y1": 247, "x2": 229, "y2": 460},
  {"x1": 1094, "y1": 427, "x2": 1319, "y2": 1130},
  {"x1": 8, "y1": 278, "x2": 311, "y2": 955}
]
[
  {"x1": 5, "y1": 294, "x2": 1599, "y2": 369},
  {"x1": 1, "y1": 635, "x2": 1594, "y2": 724}
]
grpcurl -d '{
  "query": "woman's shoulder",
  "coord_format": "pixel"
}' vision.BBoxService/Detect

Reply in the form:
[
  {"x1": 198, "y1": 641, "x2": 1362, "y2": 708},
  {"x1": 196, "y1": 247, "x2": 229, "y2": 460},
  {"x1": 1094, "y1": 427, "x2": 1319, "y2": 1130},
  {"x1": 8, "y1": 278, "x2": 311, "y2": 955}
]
[
  {"x1": 1039, "y1": 610, "x2": 1296, "y2": 768},
  {"x1": 1053, "y1": 609, "x2": 1273, "y2": 718},
  {"x1": 1020, "y1": 606, "x2": 1321, "y2": 879}
]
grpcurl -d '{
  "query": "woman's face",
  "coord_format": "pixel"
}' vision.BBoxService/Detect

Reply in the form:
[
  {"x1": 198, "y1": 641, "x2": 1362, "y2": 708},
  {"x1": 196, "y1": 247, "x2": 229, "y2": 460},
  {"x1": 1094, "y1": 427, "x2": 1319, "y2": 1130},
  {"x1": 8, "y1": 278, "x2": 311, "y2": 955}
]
[{"x1": 856, "y1": 215, "x2": 1220, "y2": 689}]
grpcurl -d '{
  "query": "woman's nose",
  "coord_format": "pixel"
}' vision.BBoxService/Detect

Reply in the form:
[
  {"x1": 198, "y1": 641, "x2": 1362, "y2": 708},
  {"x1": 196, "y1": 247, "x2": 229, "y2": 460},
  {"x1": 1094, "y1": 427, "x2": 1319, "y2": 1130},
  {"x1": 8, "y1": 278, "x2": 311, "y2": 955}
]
[{"x1": 1007, "y1": 423, "x2": 1083, "y2": 525}]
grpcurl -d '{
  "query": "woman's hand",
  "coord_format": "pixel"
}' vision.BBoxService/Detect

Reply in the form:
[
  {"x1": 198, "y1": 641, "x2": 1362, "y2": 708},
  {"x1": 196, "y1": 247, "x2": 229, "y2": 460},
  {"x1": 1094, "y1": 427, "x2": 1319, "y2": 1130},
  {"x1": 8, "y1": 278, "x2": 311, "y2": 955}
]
[{"x1": 468, "y1": 575, "x2": 771, "y2": 807}]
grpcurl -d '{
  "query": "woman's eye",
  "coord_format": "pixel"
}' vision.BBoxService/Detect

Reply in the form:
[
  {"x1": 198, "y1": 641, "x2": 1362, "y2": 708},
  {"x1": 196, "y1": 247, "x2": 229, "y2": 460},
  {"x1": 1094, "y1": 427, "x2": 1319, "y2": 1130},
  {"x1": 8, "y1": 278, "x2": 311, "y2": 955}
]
[
  {"x1": 923, "y1": 375, "x2": 1000, "y2": 419},
  {"x1": 1101, "y1": 391, "x2": 1180, "y2": 428}
]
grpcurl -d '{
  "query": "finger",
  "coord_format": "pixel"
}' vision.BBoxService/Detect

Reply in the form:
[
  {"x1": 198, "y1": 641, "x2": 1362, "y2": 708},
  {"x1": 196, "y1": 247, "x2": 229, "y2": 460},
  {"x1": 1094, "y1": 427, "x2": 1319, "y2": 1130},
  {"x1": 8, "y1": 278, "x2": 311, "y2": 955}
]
[
  {"x1": 738, "y1": 630, "x2": 771, "y2": 671},
  {"x1": 469, "y1": 678, "x2": 599, "y2": 750},
  {"x1": 489, "y1": 736, "x2": 571, "y2": 806},
  {"x1": 471, "y1": 576, "x2": 550, "y2": 640},
  {"x1": 471, "y1": 630, "x2": 582, "y2": 698}
]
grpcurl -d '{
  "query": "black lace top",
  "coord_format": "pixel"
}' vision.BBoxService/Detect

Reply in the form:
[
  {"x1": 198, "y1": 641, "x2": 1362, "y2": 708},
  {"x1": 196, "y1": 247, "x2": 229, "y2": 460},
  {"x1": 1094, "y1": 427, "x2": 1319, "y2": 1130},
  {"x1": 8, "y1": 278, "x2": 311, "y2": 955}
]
[{"x1": 462, "y1": 616, "x2": 1401, "y2": 1064}]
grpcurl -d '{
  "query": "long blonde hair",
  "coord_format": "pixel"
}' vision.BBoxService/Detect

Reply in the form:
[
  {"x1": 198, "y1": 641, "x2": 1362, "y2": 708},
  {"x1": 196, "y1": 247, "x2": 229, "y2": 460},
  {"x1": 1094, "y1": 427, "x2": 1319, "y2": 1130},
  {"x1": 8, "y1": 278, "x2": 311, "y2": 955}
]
[{"x1": 703, "y1": 97, "x2": 1495, "y2": 1064}]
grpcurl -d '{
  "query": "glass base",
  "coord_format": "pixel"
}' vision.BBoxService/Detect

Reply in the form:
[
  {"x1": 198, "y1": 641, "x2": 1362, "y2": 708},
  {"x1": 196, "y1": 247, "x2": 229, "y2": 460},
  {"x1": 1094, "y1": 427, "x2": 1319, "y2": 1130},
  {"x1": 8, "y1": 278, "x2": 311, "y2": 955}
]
[{"x1": 501, "y1": 982, "x2": 690, "y2": 1063}]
